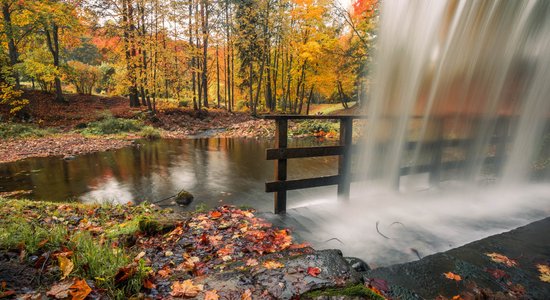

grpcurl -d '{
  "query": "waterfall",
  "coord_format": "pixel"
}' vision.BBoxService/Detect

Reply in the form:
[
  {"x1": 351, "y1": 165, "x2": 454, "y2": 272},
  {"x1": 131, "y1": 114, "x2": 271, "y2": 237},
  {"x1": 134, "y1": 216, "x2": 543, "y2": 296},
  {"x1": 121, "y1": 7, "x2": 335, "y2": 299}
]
[{"x1": 359, "y1": 0, "x2": 550, "y2": 188}]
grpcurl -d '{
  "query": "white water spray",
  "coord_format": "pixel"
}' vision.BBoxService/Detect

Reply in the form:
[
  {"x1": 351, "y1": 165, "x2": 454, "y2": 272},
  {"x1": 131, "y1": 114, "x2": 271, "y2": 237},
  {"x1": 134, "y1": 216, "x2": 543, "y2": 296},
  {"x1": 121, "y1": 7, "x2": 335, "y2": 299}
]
[{"x1": 298, "y1": 0, "x2": 550, "y2": 266}]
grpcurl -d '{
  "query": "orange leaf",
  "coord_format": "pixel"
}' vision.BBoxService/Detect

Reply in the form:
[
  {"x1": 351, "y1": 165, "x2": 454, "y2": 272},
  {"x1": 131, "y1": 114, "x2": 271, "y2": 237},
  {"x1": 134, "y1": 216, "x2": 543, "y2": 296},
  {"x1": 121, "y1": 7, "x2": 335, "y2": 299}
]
[
  {"x1": 443, "y1": 272, "x2": 462, "y2": 281},
  {"x1": 210, "y1": 211, "x2": 222, "y2": 219},
  {"x1": 114, "y1": 265, "x2": 136, "y2": 284},
  {"x1": 143, "y1": 278, "x2": 156, "y2": 289},
  {"x1": 307, "y1": 267, "x2": 321, "y2": 277},
  {"x1": 38, "y1": 239, "x2": 49, "y2": 249},
  {"x1": 170, "y1": 280, "x2": 203, "y2": 298},
  {"x1": 204, "y1": 290, "x2": 220, "y2": 300},
  {"x1": 246, "y1": 258, "x2": 258, "y2": 267},
  {"x1": 486, "y1": 252, "x2": 518, "y2": 267},
  {"x1": 263, "y1": 260, "x2": 284, "y2": 269},
  {"x1": 69, "y1": 278, "x2": 92, "y2": 300},
  {"x1": 241, "y1": 289, "x2": 252, "y2": 300},
  {"x1": 157, "y1": 267, "x2": 172, "y2": 278}
]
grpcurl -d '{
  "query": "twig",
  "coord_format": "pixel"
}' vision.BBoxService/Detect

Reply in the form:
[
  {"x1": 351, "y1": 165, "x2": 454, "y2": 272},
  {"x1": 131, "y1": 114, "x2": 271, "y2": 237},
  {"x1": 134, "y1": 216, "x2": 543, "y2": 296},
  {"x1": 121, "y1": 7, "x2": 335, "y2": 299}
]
[
  {"x1": 324, "y1": 237, "x2": 344, "y2": 245},
  {"x1": 411, "y1": 248, "x2": 422, "y2": 260},
  {"x1": 390, "y1": 221, "x2": 406, "y2": 228},
  {"x1": 151, "y1": 194, "x2": 176, "y2": 204},
  {"x1": 375, "y1": 221, "x2": 390, "y2": 239}
]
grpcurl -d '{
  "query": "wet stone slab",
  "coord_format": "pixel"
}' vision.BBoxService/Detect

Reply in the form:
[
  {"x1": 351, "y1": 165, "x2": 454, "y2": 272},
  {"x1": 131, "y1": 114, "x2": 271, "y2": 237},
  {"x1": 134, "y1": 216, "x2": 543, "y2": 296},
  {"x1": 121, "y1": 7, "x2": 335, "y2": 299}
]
[
  {"x1": 364, "y1": 217, "x2": 550, "y2": 299},
  {"x1": 197, "y1": 249, "x2": 362, "y2": 299}
]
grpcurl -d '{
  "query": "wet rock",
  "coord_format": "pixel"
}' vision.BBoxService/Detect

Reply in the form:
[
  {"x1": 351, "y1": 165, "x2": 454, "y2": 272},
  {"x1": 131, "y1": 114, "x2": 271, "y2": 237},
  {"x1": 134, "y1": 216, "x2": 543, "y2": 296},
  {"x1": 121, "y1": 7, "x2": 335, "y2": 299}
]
[
  {"x1": 344, "y1": 257, "x2": 371, "y2": 273},
  {"x1": 197, "y1": 249, "x2": 361, "y2": 300},
  {"x1": 175, "y1": 190, "x2": 194, "y2": 206},
  {"x1": 63, "y1": 155, "x2": 75, "y2": 161}
]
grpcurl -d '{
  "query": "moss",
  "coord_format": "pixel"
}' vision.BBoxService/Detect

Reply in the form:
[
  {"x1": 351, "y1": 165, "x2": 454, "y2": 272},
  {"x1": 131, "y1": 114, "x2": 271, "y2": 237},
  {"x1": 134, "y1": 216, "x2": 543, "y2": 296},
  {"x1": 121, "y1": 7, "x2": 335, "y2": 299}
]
[{"x1": 303, "y1": 284, "x2": 385, "y2": 300}]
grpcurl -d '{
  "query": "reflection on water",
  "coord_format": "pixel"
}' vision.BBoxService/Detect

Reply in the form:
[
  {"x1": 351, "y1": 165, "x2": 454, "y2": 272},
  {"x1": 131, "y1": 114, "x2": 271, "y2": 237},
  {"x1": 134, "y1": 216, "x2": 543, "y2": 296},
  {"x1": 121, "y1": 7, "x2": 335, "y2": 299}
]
[{"x1": 0, "y1": 138, "x2": 339, "y2": 212}]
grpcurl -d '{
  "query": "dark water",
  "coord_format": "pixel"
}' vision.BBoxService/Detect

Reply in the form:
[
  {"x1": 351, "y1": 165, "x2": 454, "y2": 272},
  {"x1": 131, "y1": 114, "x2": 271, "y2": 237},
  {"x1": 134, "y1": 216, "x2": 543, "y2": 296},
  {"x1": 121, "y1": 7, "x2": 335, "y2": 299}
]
[{"x1": 0, "y1": 138, "x2": 340, "y2": 212}]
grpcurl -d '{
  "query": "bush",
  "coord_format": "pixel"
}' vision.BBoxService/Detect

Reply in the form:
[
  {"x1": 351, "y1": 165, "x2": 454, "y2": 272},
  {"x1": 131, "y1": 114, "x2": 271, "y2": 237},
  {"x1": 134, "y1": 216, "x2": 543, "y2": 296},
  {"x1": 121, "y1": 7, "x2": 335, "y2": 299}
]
[
  {"x1": 178, "y1": 99, "x2": 190, "y2": 107},
  {"x1": 140, "y1": 126, "x2": 161, "y2": 139},
  {"x1": 82, "y1": 116, "x2": 143, "y2": 135},
  {"x1": 0, "y1": 123, "x2": 56, "y2": 139},
  {"x1": 291, "y1": 120, "x2": 339, "y2": 136}
]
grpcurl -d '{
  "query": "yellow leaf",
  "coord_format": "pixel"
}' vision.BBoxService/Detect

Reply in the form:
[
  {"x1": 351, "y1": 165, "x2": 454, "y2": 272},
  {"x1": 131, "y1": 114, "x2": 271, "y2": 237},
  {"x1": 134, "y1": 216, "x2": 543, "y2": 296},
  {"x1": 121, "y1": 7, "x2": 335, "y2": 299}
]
[
  {"x1": 536, "y1": 264, "x2": 550, "y2": 283},
  {"x1": 58, "y1": 256, "x2": 74, "y2": 280},
  {"x1": 486, "y1": 252, "x2": 518, "y2": 267},
  {"x1": 170, "y1": 280, "x2": 203, "y2": 298},
  {"x1": 443, "y1": 272, "x2": 462, "y2": 281},
  {"x1": 263, "y1": 260, "x2": 284, "y2": 269},
  {"x1": 241, "y1": 289, "x2": 252, "y2": 300}
]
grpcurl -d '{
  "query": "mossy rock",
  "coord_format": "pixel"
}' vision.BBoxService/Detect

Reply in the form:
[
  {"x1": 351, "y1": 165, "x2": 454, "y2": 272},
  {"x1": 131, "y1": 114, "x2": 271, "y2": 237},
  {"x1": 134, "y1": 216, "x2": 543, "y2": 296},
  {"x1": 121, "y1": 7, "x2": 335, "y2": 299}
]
[
  {"x1": 175, "y1": 190, "x2": 194, "y2": 205},
  {"x1": 302, "y1": 284, "x2": 385, "y2": 300},
  {"x1": 138, "y1": 217, "x2": 176, "y2": 236}
]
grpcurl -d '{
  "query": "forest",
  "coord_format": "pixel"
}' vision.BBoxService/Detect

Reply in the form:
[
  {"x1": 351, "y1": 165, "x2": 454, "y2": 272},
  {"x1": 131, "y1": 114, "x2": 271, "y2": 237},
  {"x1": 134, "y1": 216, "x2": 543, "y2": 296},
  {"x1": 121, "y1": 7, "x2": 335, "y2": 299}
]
[{"x1": 1, "y1": 0, "x2": 378, "y2": 116}]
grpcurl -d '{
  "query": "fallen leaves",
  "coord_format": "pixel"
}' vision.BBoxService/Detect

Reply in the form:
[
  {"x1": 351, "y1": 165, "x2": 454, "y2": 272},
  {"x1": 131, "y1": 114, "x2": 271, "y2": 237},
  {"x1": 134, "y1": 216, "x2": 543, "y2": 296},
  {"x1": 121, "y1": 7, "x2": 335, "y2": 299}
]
[
  {"x1": 204, "y1": 290, "x2": 220, "y2": 300},
  {"x1": 170, "y1": 280, "x2": 204, "y2": 298},
  {"x1": 46, "y1": 278, "x2": 91, "y2": 300},
  {"x1": 443, "y1": 272, "x2": 462, "y2": 281},
  {"x1": 536, "y1": 264, "x2": 550, "y2": 283},
  {"x1": 57, "y1": 255, "x2": 74, "y2": 280},
  {"x1": 486, "y1": 252, "x2": 518, "y2": 267},
  {"x1": 485, "y1": 268, "x2": 508, "y2": 279},
  {"x1": 307, "y1": 267, "x2": 321, "y2": 277},
  {"x1": 263, "y1": 260, "x2": 284, "y2": 269}
]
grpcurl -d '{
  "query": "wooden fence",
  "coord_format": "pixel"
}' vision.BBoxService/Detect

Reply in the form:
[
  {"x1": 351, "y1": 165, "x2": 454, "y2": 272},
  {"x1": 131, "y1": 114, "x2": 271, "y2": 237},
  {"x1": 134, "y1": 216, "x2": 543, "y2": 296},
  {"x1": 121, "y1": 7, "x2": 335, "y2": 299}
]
[{"x1": 263, "y1": 115, "x2": 512, "y2": 214}]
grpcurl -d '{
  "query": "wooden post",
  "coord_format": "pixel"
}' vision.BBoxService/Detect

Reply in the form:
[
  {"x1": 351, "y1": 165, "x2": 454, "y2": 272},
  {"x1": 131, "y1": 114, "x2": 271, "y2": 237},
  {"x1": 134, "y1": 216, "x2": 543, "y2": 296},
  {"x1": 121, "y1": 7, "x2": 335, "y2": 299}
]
[
  {"x1": 429, "y1": 117, "x2": 444, "y2": 185},
  {"x1": 274, "y1": 119, "x2": 288, "y2": 214},
  {"x1": 494, "y1": 116, "x2": 509, "y2": 174},
  {"x1": 338, "y1": 118, "x2": 353, "y2": 200}
]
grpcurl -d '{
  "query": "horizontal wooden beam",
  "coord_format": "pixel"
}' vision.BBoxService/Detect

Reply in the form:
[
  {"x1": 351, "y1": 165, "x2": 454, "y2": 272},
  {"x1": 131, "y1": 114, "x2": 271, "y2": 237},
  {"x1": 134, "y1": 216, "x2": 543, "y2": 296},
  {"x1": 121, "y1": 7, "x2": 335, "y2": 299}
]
[
  {"x1": 261, "y1": 114, "x2": 364, "y2": 120},
  {"x1": 266, "y1": 175, "x2": 341, "y2": 192},
  {"x1": 266, "y1": 146, "x2": 345, "y2": 160}
]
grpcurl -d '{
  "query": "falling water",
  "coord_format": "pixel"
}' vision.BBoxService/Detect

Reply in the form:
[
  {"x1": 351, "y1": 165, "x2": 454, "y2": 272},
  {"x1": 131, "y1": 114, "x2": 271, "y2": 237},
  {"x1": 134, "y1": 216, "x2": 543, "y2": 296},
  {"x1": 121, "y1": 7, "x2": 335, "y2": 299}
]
[
  {"x1": 292, "y1": 0, "x2": 550, "y2": 266},
  {"x1": 359, "y1": 0, "x2": 550, "y2": 187}
]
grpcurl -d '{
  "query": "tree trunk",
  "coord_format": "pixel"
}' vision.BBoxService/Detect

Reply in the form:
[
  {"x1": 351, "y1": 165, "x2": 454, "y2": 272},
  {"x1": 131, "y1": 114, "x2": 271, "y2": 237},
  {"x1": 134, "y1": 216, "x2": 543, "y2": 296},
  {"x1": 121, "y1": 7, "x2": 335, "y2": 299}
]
[
  {"x1": 305, "y1": 85, "x2": 314, "y2": 115},
  {"x1": 44, "y1": 23, "x2": 64, "y2": 103},
  {"x1": 216, "y1": 45, "x2": 220, "y2": 108},
  {"x1": 189, "y1": 0, "x2": 198, "y2": 110},
  {"x1": 2, "y1": 3, "x2": 19, "y2": 89},
  {"x1": 201, "y1": 0, "x2": 209, "y2": 108}
]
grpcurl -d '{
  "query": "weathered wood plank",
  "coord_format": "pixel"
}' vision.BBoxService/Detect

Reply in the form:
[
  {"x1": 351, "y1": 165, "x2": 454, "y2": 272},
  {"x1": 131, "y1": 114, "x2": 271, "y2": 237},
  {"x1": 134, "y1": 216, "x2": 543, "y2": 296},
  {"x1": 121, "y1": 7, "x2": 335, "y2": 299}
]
[
  {"x1": 266, "y1": 175, "x2": 342, "y2": 192},
  {"x1": 337, "y1": 118, "x2": 353, "y2": 200},
  {"x1": 274, "y1": 119, "x2": 288, "y2": 214},
  {"x1": 266, "y1": 146, "x2": 345, "y2": 160}
]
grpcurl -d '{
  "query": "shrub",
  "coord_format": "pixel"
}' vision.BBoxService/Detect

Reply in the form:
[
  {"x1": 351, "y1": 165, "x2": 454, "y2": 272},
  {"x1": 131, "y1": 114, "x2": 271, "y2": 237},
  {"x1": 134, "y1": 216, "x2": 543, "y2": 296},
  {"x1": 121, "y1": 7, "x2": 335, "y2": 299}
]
[
  {"x1": 178, "y1": 99, "x2": 190, "y2": 107},
  {"x1": 140, "y1": 126, "x2": 161, "y2": 139},
  {"x1": 82, "y1": 116, "x2": 143, "y2": 135},
  {"x1": 0, "y1": 123, "x2": 56, "y2": 139},
  {"x1": 291, "y1": 120, "x2": 339, "y2": 136}
]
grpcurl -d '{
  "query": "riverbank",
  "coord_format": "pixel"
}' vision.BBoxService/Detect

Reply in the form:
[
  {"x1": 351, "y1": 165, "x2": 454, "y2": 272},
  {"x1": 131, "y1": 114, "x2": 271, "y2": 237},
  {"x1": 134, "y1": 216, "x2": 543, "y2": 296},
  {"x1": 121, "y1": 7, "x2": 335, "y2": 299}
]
[
  {"x1": 0, "y1": 91, "x2": 362, "y2": 164},
  {"x1": 0, "y1": 198, "x2": 382, "y2": 299}
]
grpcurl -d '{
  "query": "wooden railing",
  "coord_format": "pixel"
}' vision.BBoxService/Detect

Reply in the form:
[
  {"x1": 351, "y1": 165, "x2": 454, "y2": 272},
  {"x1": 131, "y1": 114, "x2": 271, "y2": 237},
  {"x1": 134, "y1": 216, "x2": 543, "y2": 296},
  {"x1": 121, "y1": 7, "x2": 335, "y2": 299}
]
[
  {"x1": 263, "y1": 115, "x2": 363, "y2": 214},
  {"x1": 263, "y1": 115, "x2": 514, "y2": 214}
]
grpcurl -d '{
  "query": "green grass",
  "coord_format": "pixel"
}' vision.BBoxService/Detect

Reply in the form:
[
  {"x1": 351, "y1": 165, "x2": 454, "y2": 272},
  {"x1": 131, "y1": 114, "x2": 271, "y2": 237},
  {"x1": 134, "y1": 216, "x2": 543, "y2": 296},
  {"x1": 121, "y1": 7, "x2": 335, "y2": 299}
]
[
  {"x1": 303, "y1": 284, "x2": 385, "y2": 299},
  {"x1": 81, "y1": 116, "x2": 144, "y2": 135},
  {"x1": 0, "y1": 122, "x2": 57, "y2": 139},
  {"x1": 0, "y1": 198, "x2": 159, "y2": 298},
  {"x1": 291, "y1": 120, "x2": 339, "y2": 136},
  {"x1": 139, "y1": 126, "x2": 161, "y2": 139}
]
